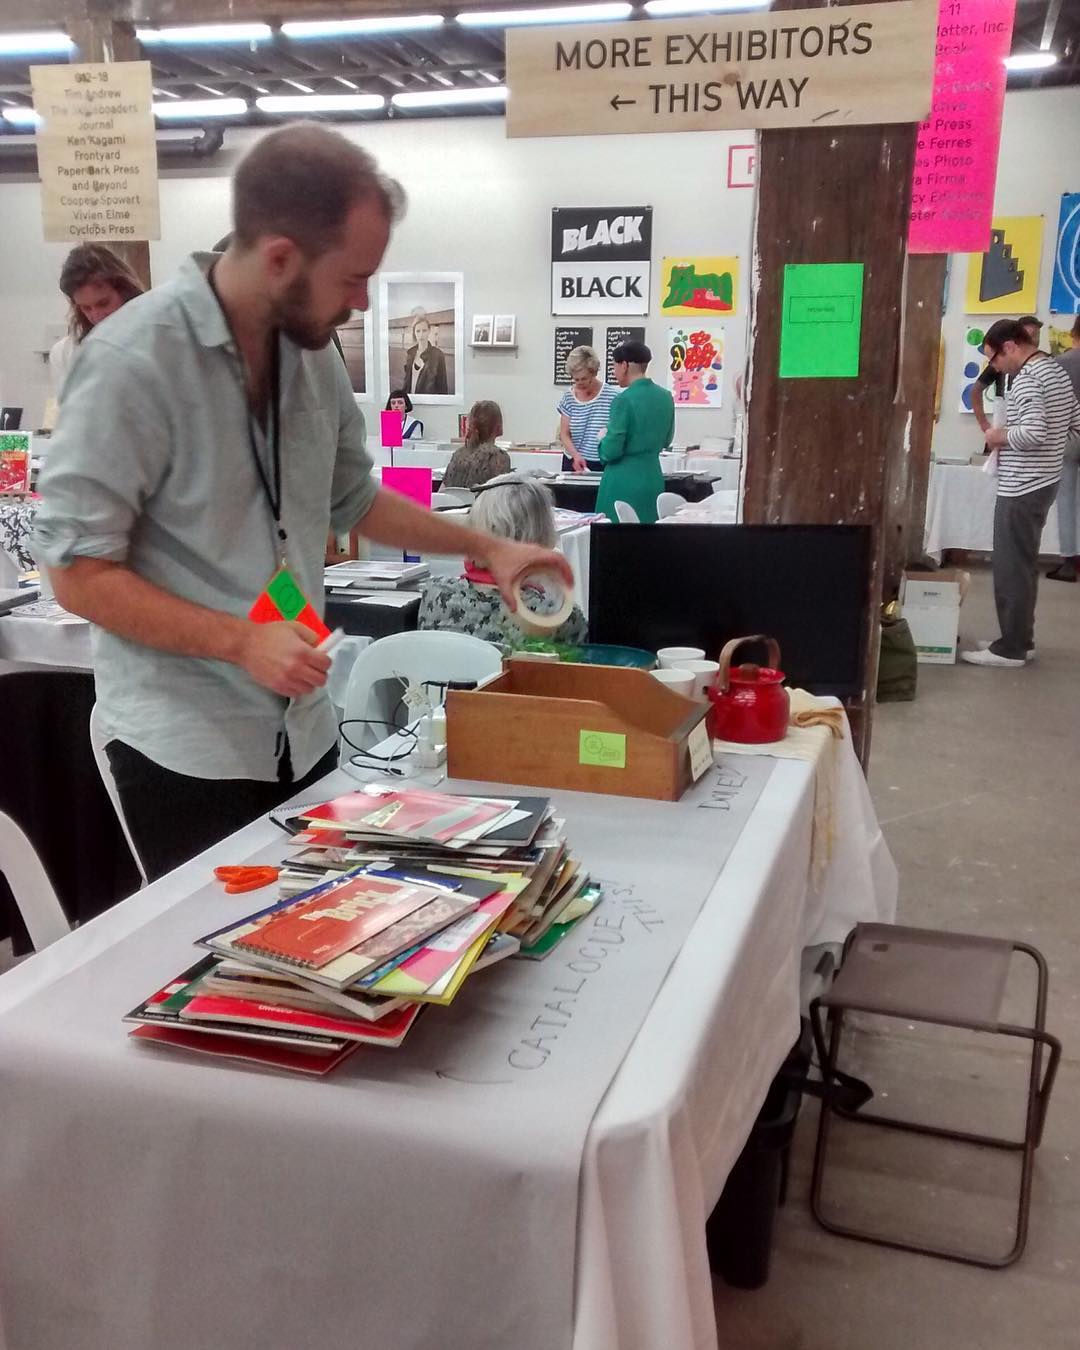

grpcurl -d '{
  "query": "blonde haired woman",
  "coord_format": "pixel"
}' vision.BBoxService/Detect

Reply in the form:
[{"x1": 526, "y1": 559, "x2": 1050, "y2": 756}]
[{"x1": 557, "y1": 345, "x2": 620, "y2": 473}]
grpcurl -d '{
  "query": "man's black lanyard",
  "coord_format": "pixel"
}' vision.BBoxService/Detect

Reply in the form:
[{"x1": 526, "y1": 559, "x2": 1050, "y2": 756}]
[{"x1": 207, "y1": 262, "x2": 287, "y2": 561}]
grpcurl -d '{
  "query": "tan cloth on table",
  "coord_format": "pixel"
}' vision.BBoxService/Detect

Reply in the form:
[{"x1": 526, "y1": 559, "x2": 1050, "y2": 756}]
[{"x1": 712, "y1": 688, "x2": 843, "y2": 890}]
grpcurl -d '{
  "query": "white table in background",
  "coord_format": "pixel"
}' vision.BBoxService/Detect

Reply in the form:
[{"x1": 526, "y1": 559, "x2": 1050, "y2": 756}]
[
  {"x1": 0, "y1": 597, "x2": 92, "y2": 672},
  {"x1": 924, "y1": 462, "x2": 1061, "y2": 562},
  {"x1": 0, "y1": 723, "x2": 893, "y2": 1350}
]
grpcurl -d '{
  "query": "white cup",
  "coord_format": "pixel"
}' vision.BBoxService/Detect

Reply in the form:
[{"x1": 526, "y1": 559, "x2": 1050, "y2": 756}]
[
  {"x1": 681, "y1": 659, "x2": 720, "y2": 699},
  {"x1": 657, "y1": 645, "x2": 705, "y2": 669},
  {"x1": 651, "y1": 667, "x2": 695, "y2": 697}
]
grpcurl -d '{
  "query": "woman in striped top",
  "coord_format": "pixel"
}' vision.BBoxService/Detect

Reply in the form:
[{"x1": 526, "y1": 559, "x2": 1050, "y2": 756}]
[
  {"x1": 962, "y1": 318, "x2": 1080, "y2": 667},
  {"x1": 557, "y1": 345, "x2": 620, "y2": 472}
]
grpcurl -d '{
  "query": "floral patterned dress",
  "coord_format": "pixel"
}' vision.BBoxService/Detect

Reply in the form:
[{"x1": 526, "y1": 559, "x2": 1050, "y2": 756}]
[{"x1": 417, "y1": 576, "x2": 587, "y2": 655}]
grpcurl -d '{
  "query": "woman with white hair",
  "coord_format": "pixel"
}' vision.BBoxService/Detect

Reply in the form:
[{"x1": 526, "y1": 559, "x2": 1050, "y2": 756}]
[
  {"x1": 557, "y1": 345, "x2": 620, "y2": 473},
  {"x1": 418, "y1": 474, "x2": 587, "y2": 652}
]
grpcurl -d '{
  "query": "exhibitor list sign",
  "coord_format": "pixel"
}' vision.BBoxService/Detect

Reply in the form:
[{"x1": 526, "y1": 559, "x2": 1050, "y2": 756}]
[
  {"x1": 507, "y1": 0, "x2": 937, "y2": 138},
  {"x1": 908, "y1": 0, "x2": 1016, "y2": 254},
  {"x1": 30, "y1": 61, "x2": 160, "y2": 244},
  {"x1": 552, "y1": 207, "x2": 652, "y2": 315}
]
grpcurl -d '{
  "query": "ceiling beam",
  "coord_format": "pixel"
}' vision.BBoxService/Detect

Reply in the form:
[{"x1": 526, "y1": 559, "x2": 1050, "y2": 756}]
[{"x1": 0, "y1": 0, "x2": 600, "y2": 25}]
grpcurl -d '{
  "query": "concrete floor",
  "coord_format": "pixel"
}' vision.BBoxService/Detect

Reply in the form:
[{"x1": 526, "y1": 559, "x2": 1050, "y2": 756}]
[{"x1": 713, "y1": 564, "x2": 1080, "y2": 1349}]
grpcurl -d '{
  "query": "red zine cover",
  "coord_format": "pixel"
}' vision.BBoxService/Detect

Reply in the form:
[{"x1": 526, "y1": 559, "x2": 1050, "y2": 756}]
[
  {"x1": 180, "y1": 994, "x2": 421, "y2": 1046},
  {"x1": 129, "y1": 1024, "x2": 357, "y2": 1075},
  {"x1": 301, "y1": 788, "x2": 507, "y2": 843},
  {"x1": 232, "y1": 871, "x2": 442, "y2": 968}
]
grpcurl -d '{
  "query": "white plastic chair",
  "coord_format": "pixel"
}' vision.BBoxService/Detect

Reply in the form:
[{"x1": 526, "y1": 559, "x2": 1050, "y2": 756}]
[
  {"x1": 89, "y1": 704, "x2": 148, "y2": 887},
  {"x1": 614, "y1": 500, "x2": 640, "y2": 524},
  {"x1": 0, "y1": 811, "x2": 70, "y2": 951},
  {"x1": 339, "y1": 630, "x2": 503, "y2": 758},
  {"x1": 656, "y1": 492, "x2": 685, "y2": 519}
]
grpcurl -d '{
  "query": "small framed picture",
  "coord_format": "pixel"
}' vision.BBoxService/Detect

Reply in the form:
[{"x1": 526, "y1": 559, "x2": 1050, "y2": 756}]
[
  {"x1": 493, "y1": 314, "x2": 517, "y2": 347},
  {"x1": 471, "y1": 314, "x2": 493, "y2": 346}
]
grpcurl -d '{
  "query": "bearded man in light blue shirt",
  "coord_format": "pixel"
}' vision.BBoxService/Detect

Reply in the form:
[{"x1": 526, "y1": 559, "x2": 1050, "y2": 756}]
[{"x1": 34, "y1": 123, "x2": 570, "y2": 880}]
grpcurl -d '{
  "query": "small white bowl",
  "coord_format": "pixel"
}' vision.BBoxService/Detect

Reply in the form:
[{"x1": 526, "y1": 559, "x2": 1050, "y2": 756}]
[
  {"x1": 657, "y1": 646, "x2": 705, "y2": 669},
  {"x1": 650, "y1": 667, "x2": 695, "y2": 697},
  {"x1": 680, "y1": 659, "x2": 720, "y2": 699}
]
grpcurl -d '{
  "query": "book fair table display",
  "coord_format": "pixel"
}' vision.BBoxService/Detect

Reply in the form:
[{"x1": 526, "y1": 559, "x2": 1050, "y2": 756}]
[{"x1": 0, "y1": 736, "x2": 894, "y2": 1350}]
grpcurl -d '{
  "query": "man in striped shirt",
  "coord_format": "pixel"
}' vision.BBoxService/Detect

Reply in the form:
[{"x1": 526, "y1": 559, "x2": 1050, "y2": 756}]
[{"x1": 962, "y1": 318, "x2": 1080, "y2": 667}]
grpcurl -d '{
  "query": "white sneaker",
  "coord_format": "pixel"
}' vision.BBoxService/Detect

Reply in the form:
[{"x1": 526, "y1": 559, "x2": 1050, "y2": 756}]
[
  {"x1": 976, "y1": 640, "x2": 1035, "y2": 660},
  {"x1": 962, "y1": 648, "x2": 1027, "y2": 668}
]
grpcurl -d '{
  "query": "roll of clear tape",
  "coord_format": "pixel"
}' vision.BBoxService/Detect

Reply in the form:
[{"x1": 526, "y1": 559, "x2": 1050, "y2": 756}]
[{"x1": 511, "y1": 567, "x2": 574, "y2": 636}]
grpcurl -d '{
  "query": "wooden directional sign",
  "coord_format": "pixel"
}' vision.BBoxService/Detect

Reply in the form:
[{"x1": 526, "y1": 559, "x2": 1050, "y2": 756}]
[{"x1": 506, "y1": 0, "x2": 937, "y2": 138}]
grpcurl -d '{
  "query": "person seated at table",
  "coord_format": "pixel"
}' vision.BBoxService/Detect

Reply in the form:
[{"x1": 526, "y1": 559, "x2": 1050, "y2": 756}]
[
  {"x1": 418, "y1": 473, "x2": 586, "y2": 652},
  {"x1": 442, "y1": 401, "x2": 512, "y2": 489},
  {"x1": 385, "y1": 389, "x2": 423, "y2": 439},
  {"x1": 49, "y1": 244, "x2": 144, "y2": 397}
]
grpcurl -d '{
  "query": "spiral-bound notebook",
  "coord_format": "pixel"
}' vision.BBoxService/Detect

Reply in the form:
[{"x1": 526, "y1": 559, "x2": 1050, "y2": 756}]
[{"x1": 231, "y1": 871, "x2": 444, "y2": 969}]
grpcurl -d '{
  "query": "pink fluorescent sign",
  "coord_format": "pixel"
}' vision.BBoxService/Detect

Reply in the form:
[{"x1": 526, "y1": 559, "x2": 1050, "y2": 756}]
[{"x1": 908, "y1": 0, "x2": 1016, "y2": 255}]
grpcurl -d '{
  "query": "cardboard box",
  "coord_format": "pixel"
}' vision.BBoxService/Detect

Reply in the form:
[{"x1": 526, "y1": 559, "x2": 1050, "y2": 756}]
[
  {"x1": 446, "y1": 662, "x2": 709, "y2": 801},
  {"x1": 901, "y1": 569, "x2": 969, "y2": 665}
]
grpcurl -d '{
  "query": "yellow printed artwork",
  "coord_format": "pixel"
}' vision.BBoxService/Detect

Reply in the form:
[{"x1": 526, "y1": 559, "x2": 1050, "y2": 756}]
[
  {"x1": 964, "y1": 216, "x2": 1043, "y2": 316},
  {"x1": 660, "y1": 257, "x2": 740, "y2": 317}
]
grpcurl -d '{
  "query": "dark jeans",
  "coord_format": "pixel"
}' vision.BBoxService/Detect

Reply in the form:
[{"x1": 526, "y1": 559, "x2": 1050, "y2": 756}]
[
  {"x1": 991, "y1": 481, "x2": 1058, "y2": 659},
  {"x1": 106, "y1": 740, "x2": 338, "y2": 883}
]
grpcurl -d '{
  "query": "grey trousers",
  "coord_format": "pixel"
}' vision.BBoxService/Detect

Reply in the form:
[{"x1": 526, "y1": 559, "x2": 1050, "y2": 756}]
[{"x1": 991, "y1": 481, "x2": 1058, "y2": 659}]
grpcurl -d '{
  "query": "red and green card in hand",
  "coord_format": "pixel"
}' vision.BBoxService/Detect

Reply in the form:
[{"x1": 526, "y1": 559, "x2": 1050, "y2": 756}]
[{"x1": 248, "y1": 566, "x2": 330, "y2": 642}]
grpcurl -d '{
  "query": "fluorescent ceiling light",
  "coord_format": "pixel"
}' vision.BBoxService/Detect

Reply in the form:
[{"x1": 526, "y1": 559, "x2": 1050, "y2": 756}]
[
  {"x1": 392, "y1": 85, "x2": 508, "y2": 108},
  {"x1": 257, "y1": 93, "x2": 385, "y2": 113},
  {"x1": 0, "y1": 31, "x2": 73, "y2": 56},
  {"x1": 645, "y1": 0, "x2": 770, "y2": 12},
  {"x1": 457, "y1": 5, "x2": 631, "y2": 27},
  {"x1": 153, "y1": 98, "x2": 249, "y2": 119},
  {"x1": 282, "y1": 16, "x2": 444, "y2": 39},
  {"x1": 1003, "y1": 51, "x2": 1058, "y2": 71},
  {"x1": 284, "y1": 79, "x2": 315, "y2": 93},
  {"x1": 137, "y1": 24, "x2": 272, "y2": 45},
  {"x1": 2, "y1": 107, "x2": 41, "y2": 128},
  {"x1": 152, "y1": 87, "x2": 181, "y2": 99}
]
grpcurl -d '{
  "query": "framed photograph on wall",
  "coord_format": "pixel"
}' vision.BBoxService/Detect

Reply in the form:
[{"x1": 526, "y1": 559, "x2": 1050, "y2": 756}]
[
  {"x1": 335, "y1": 309, "x2": 374, "y2": 401},
  {"x1": 379, "y1": 272, "x2": 463, "y2": 406},
  {"x1": 471, "y1": 314, "x2": 493, "y2": 346},
  {"x1": 493, "y1": 314, "x2": 516, "y2": 347}
]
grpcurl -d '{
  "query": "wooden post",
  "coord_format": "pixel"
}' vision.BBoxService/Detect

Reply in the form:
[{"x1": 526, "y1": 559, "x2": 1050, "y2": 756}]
[
  {"x1": 895, "y1": 253, "x2": 949, "y2": 580},
  {"x1": 65, "y1": 17, "x2": 152, "y2": 289},
  {"x1": 744, "y1": 0, "x2": 919, "y2": 765}
]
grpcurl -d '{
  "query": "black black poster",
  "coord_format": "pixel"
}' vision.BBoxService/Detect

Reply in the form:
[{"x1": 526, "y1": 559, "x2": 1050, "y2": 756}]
[
  {"x1": 605, "y1": 326, "x2": 646, "y2": 384},
  {"x1": 554, "y1": 325, "x2": 593, "y2": 386},
  {"x1": 550, "y1": 207, "x2": 653, "y2": 263}
]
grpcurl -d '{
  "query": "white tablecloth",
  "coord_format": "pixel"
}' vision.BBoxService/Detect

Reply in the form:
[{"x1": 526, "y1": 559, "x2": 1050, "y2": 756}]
[
  {"x1": 0, "y1": 609, "x2": 92, "y2": 670},
  {"x1": 0, "y1": 743, "x2": 894, "y2": 1350},
  {"x1": 924, "y1": 463, "x2": 1061, "y2": 562}
]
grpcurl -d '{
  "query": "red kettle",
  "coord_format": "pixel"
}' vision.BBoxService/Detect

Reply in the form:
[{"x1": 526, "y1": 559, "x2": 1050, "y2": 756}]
[{"x1": 706, "y1": 635, "x2": 790, "y2": 744}]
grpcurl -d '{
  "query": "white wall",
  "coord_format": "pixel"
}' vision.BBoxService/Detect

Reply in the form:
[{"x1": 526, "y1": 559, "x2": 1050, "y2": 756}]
[
  {"x1": 933, "y1": 86, "x2": 1080, "y2": 458},
  {"x1": 0, "y1": 116, "x2": 757, "y2": 444}
]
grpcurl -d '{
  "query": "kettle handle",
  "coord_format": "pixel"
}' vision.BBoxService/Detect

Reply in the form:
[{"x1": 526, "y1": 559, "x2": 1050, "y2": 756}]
[{"x1": 717, "y1": 635, "x2": 781, "y2": 691}]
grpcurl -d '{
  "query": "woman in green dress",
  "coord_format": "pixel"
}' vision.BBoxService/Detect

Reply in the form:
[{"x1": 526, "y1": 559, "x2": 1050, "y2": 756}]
[{"x1": 596, "y1": 339, "x2": 675, "y2": 524}]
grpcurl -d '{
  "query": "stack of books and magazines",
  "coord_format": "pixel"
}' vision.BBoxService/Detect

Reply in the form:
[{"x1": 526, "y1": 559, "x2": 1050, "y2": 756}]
[
  {"x1": 324, "y1": 560, "x2": 430, "y2": 594},
  {"x1": 126, "y1": 785, "x2": 601, "y2": 1075}
]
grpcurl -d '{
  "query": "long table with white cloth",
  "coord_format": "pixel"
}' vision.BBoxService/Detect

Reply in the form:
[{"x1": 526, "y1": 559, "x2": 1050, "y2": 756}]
[
  {"x1": 924, "y1": 462, "x2": 1062, "y2": 562},
  {"x1": 0, "y1": 735, "x2": 894, "y2": 1350}
]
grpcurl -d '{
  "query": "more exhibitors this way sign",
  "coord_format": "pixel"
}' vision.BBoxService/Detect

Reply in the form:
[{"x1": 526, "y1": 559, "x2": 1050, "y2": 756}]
[
  {"x1": 506, "y1": 0, "x2": 937, "y2": 138},
  {"x1": 30, "y1": 61, "x2": 160, "y2": 244}
]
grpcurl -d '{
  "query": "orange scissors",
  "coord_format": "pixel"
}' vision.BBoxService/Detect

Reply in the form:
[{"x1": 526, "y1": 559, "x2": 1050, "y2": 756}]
[{"x1": 213, "y1": 865, "x2": 280, "y2": 895}]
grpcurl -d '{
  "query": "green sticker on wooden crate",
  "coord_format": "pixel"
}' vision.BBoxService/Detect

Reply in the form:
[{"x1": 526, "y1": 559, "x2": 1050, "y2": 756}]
[{"x1": 579, "y1": 730, "x2": 626, "y2": 769}]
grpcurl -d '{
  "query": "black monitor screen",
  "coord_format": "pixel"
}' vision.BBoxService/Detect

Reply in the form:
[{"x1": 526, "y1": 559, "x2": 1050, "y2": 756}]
[{"x1": 588, "y1": 523, "x2": 870, "y2": 698}]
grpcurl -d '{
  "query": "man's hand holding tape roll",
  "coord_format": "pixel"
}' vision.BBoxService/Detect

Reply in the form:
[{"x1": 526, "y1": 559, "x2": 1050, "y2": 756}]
[{"x1": 476, "y1": 535, "x2": 574, "y2": 616}]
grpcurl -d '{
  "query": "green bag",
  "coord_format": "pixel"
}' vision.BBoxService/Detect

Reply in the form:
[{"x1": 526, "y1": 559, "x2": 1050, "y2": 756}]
[{"x1": 877, "y1": 615, "x2": 917, "y2": 702}]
